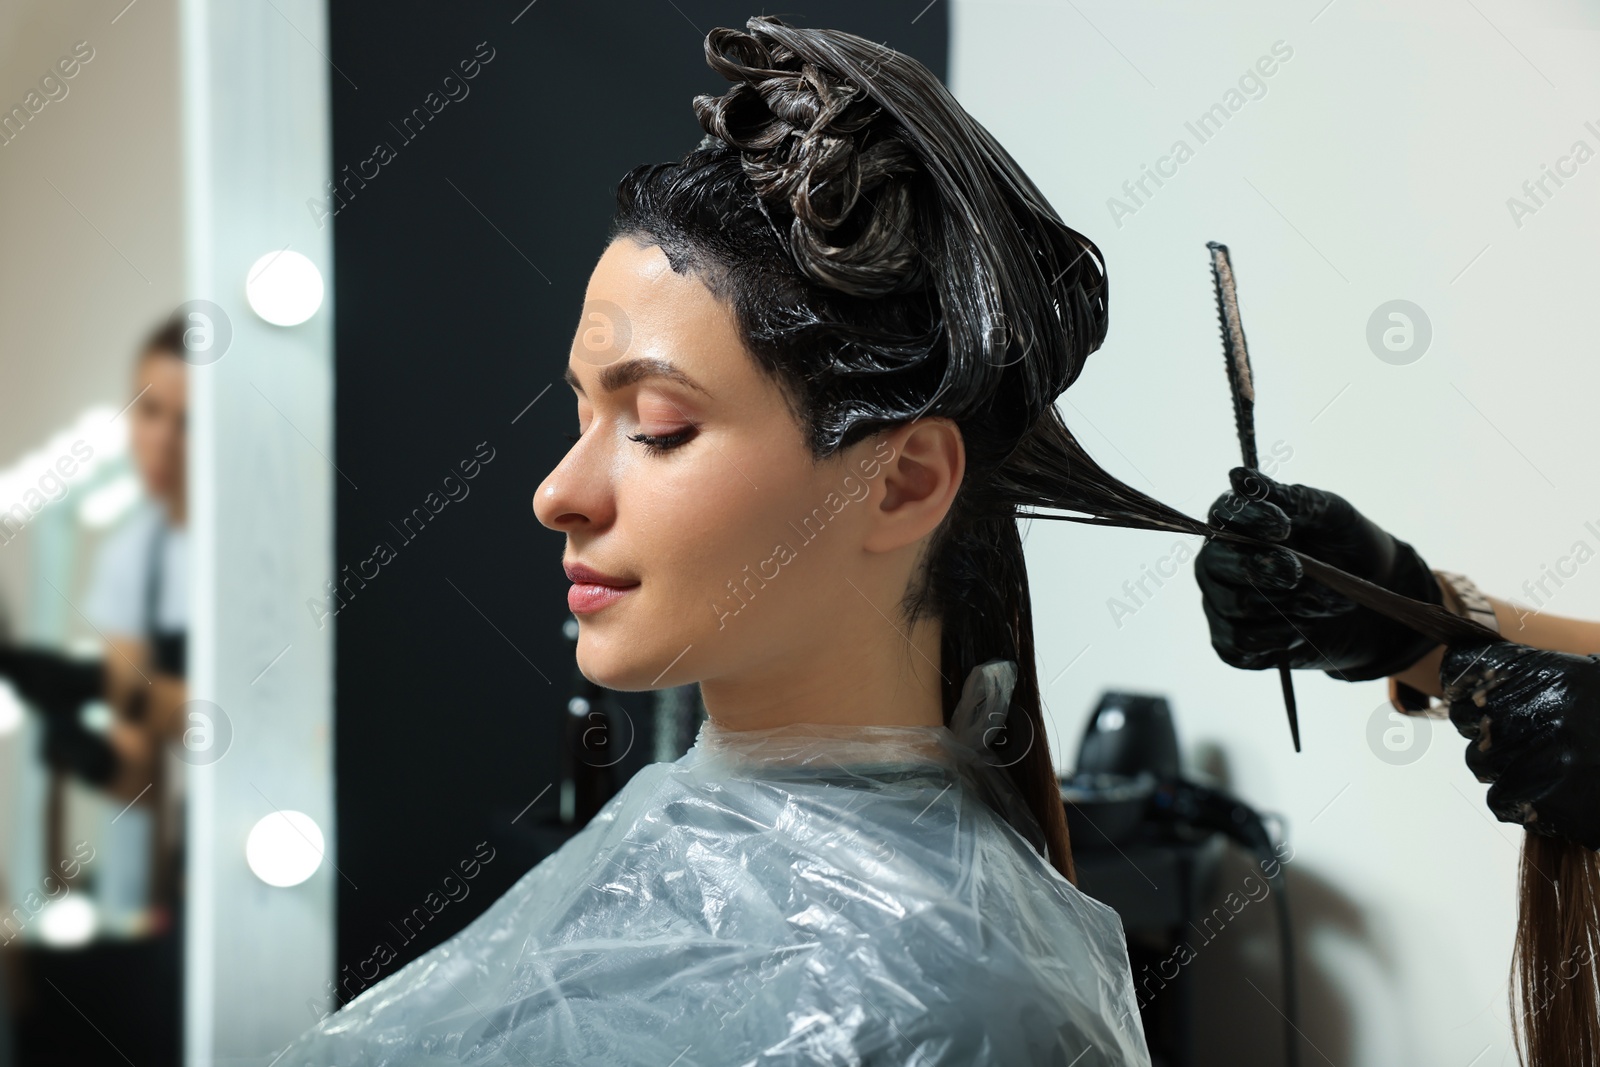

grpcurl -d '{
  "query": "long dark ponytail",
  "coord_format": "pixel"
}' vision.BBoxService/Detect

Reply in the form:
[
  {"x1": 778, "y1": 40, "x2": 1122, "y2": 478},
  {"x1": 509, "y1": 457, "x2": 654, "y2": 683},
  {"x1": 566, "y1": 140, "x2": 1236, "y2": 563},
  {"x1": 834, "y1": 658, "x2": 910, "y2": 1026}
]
[{"x1": 612, "y1": 27, "x2": 1600, "y2": 1061}]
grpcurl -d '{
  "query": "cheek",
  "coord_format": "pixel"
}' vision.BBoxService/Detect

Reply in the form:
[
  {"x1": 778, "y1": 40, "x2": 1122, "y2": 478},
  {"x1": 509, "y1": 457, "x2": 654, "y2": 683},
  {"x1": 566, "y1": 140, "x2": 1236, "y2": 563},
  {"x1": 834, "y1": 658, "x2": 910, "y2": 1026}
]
[
  {"x1": 634, "y1": 449, "x2": 851, "y2": 624},
  {"x1": 625, "y1": 453, "x2": 766, "y2": 590},
  {"x1": 129, "y1": 423, "x2": 156, "y2": 457}
]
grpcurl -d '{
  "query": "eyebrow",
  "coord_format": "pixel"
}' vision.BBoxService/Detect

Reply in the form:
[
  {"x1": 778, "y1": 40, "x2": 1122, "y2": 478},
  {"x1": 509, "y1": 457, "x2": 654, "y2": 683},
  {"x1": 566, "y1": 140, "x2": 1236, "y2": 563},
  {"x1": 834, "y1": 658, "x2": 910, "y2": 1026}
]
[{"x1": 563, "y1": 357, "x2": 712, "y2": 398}]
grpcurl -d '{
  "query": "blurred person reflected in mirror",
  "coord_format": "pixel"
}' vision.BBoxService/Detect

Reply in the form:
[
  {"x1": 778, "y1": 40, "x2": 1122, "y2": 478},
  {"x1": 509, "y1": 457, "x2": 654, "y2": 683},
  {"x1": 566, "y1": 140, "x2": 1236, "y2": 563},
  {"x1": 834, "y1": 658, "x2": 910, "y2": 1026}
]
[
  {"x1": 89, "y1": 316, "x2": 193, "y2": 790},
  {"x1": 0, "y1": 315, "x2": 193, "y2": 1064}
]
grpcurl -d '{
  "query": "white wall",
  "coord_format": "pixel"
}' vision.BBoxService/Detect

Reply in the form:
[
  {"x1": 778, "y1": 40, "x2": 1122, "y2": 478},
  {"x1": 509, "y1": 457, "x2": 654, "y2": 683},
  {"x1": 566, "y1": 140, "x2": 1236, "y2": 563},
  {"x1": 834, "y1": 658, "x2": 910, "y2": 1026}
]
[
  {"x1": 952, "y1": 1, "x2": 1600, "y2": 1063},
  {"x1": 0, "y1": 0, "x2": 184, "y2": 459}
]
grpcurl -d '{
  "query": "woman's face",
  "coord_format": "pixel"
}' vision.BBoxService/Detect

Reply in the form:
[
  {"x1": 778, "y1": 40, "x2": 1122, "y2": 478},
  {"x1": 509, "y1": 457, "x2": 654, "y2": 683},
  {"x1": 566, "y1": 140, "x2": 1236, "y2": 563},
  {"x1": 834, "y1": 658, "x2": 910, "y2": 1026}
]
[{"x1": 535, "y1": 238, "x2": 916, "y2": 698}]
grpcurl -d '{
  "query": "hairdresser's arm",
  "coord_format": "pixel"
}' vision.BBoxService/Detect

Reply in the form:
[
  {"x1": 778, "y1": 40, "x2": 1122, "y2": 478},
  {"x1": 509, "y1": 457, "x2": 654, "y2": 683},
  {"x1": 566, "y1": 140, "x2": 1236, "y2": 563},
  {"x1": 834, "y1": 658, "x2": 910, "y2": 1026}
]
[{"x1": 1393, "y1": 604, "x2": 1600, "y2": 697}]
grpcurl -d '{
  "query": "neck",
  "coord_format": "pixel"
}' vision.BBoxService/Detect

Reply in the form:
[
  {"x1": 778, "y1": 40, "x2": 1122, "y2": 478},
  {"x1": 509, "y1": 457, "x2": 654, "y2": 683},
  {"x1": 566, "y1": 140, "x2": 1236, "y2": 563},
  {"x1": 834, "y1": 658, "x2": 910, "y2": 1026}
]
[
  {"x1": 162, "y1": 493, "x2": 187, "y2": 527},
  {"x1": 700, "y1": 614, "x2": 945, "y2": 733}
]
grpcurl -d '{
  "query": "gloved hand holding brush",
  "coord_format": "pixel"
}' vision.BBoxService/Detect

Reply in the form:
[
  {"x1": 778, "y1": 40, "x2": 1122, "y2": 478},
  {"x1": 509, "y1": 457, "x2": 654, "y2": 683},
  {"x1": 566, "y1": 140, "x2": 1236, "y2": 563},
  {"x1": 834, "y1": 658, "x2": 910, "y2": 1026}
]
[{"x1": 1195, "y1": 466, "x2": 1445, "y2": 681}]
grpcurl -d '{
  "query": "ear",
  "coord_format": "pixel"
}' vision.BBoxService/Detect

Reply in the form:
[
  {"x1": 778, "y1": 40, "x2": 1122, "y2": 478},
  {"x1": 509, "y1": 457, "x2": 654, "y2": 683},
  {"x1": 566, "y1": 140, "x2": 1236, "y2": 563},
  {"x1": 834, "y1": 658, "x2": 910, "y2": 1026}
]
[{"x1": 861, "y1": 418, "x2": 964, "y2": 554}]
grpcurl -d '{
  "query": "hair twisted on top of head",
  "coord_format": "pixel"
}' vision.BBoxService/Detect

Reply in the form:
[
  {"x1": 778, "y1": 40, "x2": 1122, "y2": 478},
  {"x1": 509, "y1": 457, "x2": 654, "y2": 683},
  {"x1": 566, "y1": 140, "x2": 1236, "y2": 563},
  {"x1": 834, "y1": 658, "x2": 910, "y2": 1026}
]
[{"x1": 691, "y1": 18, "x2": 926, "y2": 298}]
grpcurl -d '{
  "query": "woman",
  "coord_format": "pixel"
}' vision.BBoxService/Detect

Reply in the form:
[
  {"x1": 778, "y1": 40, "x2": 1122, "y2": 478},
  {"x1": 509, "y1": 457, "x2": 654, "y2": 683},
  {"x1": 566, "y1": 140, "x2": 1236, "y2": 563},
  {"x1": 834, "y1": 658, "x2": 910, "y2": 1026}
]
[{"x1": 279, "y1": 16, "x2": 1152, "y2": 1065}]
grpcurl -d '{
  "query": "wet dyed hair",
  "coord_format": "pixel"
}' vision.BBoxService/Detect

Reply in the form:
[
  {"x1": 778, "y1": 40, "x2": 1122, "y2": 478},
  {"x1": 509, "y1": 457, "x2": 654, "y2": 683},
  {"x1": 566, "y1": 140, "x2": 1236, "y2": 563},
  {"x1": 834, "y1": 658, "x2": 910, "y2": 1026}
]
[{"x1": 609, "y1": 19, "x2": 1595, "y2": 1062}]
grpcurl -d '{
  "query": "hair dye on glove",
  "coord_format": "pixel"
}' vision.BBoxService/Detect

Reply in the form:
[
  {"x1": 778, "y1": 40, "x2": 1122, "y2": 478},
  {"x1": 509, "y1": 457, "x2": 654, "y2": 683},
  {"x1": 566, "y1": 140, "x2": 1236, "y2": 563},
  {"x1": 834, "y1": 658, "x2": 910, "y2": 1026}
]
[{"x1": 1442, "y1": 641, "x2": 1600, "y2": 851}]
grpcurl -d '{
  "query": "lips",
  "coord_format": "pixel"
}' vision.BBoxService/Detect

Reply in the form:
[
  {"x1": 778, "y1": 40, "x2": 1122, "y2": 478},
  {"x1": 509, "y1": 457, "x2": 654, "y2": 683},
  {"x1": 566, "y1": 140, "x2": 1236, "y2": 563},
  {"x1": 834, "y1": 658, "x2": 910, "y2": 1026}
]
[{"x1": 564, "y1": 560, "x2": 640, "y2": 615}]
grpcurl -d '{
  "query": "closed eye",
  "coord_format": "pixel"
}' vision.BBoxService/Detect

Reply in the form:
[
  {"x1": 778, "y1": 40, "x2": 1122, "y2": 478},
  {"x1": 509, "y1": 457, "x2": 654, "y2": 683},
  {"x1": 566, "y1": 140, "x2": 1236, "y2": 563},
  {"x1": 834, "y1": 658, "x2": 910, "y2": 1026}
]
[{"x1": 627, "y1": 428, "x2": 695, "y2": 456}]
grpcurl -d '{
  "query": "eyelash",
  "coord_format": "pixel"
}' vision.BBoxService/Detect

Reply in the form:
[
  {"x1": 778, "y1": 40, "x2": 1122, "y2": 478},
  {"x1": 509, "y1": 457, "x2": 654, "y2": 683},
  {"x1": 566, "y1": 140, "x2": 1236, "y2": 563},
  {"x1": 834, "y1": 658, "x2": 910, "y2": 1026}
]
[
  {"x1": 562, "y1": 428, "x2": 695, "y2": 456},
  {"x1": 629, "y1": 428, "x2": 695, "y2": 455}
]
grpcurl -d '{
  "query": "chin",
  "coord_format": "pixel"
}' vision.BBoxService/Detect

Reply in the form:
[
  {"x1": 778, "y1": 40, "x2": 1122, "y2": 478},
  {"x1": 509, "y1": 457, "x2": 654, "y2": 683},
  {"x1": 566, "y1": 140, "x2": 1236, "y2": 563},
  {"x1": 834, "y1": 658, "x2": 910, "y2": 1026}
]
[
  {"x1": 574, "y1": 630, "x2": 679, "y2": 693},
  {"x1": 571, "y1": 585, "x2": 710, "y2": 692}
]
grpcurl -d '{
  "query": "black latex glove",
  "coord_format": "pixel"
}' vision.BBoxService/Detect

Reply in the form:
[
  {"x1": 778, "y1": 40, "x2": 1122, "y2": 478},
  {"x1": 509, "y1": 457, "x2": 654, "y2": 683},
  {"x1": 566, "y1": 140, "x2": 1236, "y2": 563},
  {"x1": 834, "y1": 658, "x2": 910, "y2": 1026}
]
[
  {"x1": 0, "y1": 644, "x2": 105, "y2": 722},
  {"x1": 1441, "y1": 641, "x2": 1600, "y2": 851},
  {"x1": 1195, "y1": 467, "x2": 1444, "y2": 681}
]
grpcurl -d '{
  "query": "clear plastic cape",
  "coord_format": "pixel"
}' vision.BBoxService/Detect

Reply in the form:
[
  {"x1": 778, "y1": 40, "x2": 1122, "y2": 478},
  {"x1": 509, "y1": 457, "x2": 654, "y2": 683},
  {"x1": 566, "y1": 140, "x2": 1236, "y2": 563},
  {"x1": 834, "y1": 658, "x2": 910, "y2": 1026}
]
[{"x1": 275, "y1": 660, "x2": 1152, "y2": 1065}]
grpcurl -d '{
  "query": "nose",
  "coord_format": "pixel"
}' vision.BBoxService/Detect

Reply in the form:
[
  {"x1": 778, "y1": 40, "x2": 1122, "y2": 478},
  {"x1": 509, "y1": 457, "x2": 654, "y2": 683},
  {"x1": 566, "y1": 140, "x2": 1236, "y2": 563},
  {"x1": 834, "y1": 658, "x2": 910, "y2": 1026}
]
[{"x1": 534, "y1": 436, "x2": 613, "y2": 533}]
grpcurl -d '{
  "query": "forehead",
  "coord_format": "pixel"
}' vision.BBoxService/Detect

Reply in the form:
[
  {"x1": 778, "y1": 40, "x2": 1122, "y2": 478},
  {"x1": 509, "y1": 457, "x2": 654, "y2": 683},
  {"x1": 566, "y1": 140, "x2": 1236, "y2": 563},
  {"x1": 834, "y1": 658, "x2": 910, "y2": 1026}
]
[
  {"x1": 136, "y1": 350, "x2": 187, "y2": 392},
  {"x1": 571, "y1": 239, "x2": 744, "y2": 377},
  {"x1": 584, "y1": 238, "x2": 731, "y2": 329}
]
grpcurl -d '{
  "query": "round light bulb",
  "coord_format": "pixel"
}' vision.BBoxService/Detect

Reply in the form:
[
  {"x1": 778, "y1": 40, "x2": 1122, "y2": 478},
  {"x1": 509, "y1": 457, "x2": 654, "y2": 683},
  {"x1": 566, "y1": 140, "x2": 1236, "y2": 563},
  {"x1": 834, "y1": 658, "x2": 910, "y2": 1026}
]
[
  {"x1": 245, "y1": 250, "x2": 325, "y2": 326},
  {"x1": 0, "y1": 679, "x2": 23, "y2": 737},
  {"x1": 246, "y1": 810, "x2": 325, "y2": 887},
  {"x1": 38, "y1": 895, "x2": 97, "y2": 946}
]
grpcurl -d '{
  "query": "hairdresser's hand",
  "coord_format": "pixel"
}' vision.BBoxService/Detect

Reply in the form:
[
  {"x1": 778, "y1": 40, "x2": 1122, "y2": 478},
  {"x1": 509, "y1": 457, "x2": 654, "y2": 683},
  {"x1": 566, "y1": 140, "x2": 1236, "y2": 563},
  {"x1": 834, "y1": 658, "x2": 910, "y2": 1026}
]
[
  {"x1": 1441, "y1": 641, "x2": 1600, "y2": 851},
  {"x1": 1195, "y1": 467, "x2": 1443, "y2": 681}
]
